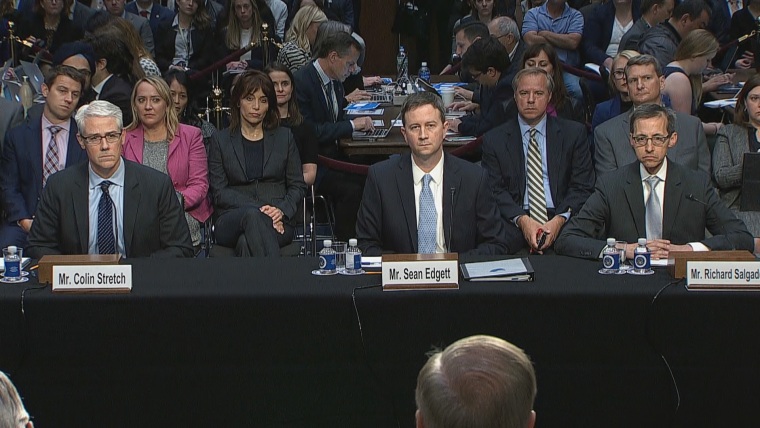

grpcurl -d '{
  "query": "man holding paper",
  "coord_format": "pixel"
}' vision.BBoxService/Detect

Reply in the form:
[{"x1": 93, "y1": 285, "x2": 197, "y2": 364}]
[{"x1": 355, "y1": 92, "x2": 519, "y2": 256}]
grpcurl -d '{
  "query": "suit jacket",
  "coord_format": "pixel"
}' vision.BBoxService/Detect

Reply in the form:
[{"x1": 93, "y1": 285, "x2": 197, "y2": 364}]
[
  {"x1": 123, "y1": 123, "x2": 213, "y2": 222},
  {"x1": 125, "y1": 1, "x2": 174, "y2": 40},
  {"x1": 124, "y1": 11, "x2": 156, "y2": 55},
  {"x1": 581, "y1": 0, "x2": 642, "y2": 66},
  {"x1": 482, "y1": 116, "x2": 595, "y2": 228},
  {"x1": 98, "y1": 75, "x2": 134, "y2": 126},
  {"x1": 294, "y1": 61, "x2": 352, "y2": 157},
  {"x1": 27, "y1": 160, "x2": 194, "y2": 258},
  {"x1": 155, "y1": 20, "x2": 216, "y2": 74},
  {"x1": 594, "y1": 107, "x2": 710, "y2": 176},
  {"x1": 0, "y1": 98, "x2": 24, "y2": 156},
  {"x1": 0, "y1": 111, "x2": 87, "y2": 223},
  {"x1": 619, "y1": 17, "x2": 651, "y2": 52},
  {"x1": 71, "y1": 1, "x2": 96, "y2": 33},
  {"x1": 637, "y1": 21, "x2": 680, "y2": 71},
  {"x1": 457, "y1": 72, "x2": 513, "y2": 137},
  {"x1": 207, "y1": 126, "x2": 306, "y2": 224},
  {"x1": 355, "y1": 153, "x2": 520, "y2": 256},
  {"x1": 712, "y1": 124, "x2": 760, "y2": 235},
  {"x1": 555, "y1": 160, "x2": 754, "y2": 258}
]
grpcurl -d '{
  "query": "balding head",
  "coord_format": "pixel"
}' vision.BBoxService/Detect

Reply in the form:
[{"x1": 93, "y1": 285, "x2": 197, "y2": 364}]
[{"x1": 488, "y1": 16, "x2": 520, "y2": 52}]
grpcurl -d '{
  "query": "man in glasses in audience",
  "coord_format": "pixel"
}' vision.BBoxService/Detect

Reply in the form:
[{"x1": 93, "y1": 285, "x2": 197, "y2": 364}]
[
  {"x1": 556, "y1": 103, "x2": 753, "y2": 260},
  {"x1": 27, "y1": 101, "x2": 193, "y2": 259}
]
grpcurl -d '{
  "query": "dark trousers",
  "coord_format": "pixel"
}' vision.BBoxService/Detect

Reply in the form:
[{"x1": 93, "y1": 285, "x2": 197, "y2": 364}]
[
  {"x1": 0, "y1": 222, "x2": 28, "y2": 250},
  {"x1": 215, "y1": 208, "x2": 294, "y2": 257},
  {"x1": 317, "y1": 169, "x2": 364, "y2": 241}
]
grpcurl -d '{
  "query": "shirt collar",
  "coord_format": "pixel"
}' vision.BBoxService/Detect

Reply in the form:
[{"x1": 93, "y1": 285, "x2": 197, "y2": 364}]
[
  {"x1": 517, "y1": 113, "x2": 547, "y2": 137},
  {"x1": 411, "y1": 153, "x2": 445, "y2": 186},
  {"x1": 313, "y1": 60, "x2": 332, "y2": 86},
  {"x1": 509, "y1": 41, "x2": 520, "y2": 61},
  {"x1": 41, "y1": 113, "x2": 70, "y2": 133},
  {"x1": 89, "y1": 156, "x2": 126, "y2": 189},
  {"x1": 92, "y1": 74, "x2": 113, "y2": 95},
  {"x1": 640, "y1": 157, "x2": 668, "y2": 183}
]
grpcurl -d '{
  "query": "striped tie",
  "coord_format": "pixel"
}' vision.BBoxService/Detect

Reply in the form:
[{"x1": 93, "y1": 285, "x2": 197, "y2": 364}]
[
  {"x1": 43, "y1": 125, "x2": 62, "y2": 186},
  {"x1": 527, "y1": 128, "x2": 548, "y2": 225},
  {"x1": 97, "y1": 180, "x2": 116, "y2": 255}
]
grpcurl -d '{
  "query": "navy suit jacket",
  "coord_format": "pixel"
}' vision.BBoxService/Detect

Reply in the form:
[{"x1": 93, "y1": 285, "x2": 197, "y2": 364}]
[
  {"x1": 555, "y1": 161, "x2": 754, "y2": 258},
  {"x1": 457, "y1": 72, "x2": 513, "y2": 137},
  {"x1": 125, "y1": 1, "x2": 174, "y2": 39},
  {"x1": 581, "y1": 0, "x2": 641, "y2": 66},
  {"x1": 294, "y1": 61, "x2": 352, "y2": 157},
  {"x1": 99, "y1": 75, "x2": 134, "y2": 126},
  {"x1": 482, "y1": 116, "x2": 595, "y2": 227},
  {"x1": 0, "y1": 110, "x2": 87, "y2": 223},
  {"x1": 355, "y1": 153, "x2": 520, "y2": 256}
]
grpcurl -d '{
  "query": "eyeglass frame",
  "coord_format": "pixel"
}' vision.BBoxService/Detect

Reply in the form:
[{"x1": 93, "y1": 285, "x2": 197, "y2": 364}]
[
  {"x1": 79, "y1": 130, "x2": 124, "y2": 146},
  {"x1": 630, "y1": 133, "x2": 672, "y2": 147}
]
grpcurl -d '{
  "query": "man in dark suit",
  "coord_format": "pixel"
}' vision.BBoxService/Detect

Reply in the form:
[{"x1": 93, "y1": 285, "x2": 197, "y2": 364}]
[
  {"x1": 556, "y1": 104, "x2": 753, "y2": 260},
  {"x1": 126, "y1": 0, "x2": 174, "y2": 42},
  {"x1": 0, "y1": 66, "x2": 88, "y2": 249},
  {"x1": 356, "y1": 92, "x2": 518, "y2": 256},
  {"x1": 294, "y1": 30, "x2": 372, "y2": 240},
  {"x1": 104, "y1": 0, "x2": 156, "y2": 55},
  {"x1": 482, "y1": 67, "x2": 595, "y2": 253},
  {"x1": 488, "y1": 16, "x2": 525, "y2": 88},
  {"x1": 27, "y1": 101, "x2": 193, "y2": 259},
  {"x1": 87, "y1": 34, "x2": 135, "y2": 125}
]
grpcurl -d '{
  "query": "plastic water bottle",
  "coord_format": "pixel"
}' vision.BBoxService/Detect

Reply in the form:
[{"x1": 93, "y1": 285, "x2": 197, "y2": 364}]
[
  {"x1": 345, "y1": 239, "x2": 362, "y2": 274},
  {"x1": 19, "y1": 76, "x2": 33, "y2": 111},
  {"x1": 319, "y1": 240, "x2": 337, "y2": 274},
  {"x1": 396, "y1": 46, "x2": 408, "y2": 83},
  {"x1": 632, "y1": 238, "x2": 653, "y2": 274},
  {"x1": 600, "y1": 238, "x2": 620, "y2": 274},
  {"x1": 418, "y1": 62, "x2": 431, "y2": 83},
  {"x1": 3, "y1": 246, "x2": 21, "y2": 281}
]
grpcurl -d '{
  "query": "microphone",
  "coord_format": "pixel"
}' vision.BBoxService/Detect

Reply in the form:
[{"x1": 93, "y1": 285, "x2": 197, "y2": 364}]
[
  {"x1": 447, "y1": 187, "x2": 455, "y2": 253},
  {"x1": 686, "y1": 193, "x2": 707, "y2": 206},
  {"x1": 685, "y1": 193, "x2": 734, "y2": 250}
]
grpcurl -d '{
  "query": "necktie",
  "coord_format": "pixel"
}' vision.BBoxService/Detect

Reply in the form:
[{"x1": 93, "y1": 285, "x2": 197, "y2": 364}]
[
  {"x1": 645, "y1": 176, "x2": 662, "y2": 239},
  {"x1": 97, "y1": 180, "x2": 116, "y2": 255},
  {"x1": 139, "y1": 10, "x2": 149, "y2": 17},
  {"x1": 325, "y1": 81, "x2": 337, "y2": 121},
  {"x1": 43, "y1": 125, "x2": 62, "y2": 186},
  {"x1": 527, "y1": 128, "x2": 548, "y2": 225},
  {"x1": 418, "y1": 174, "x2": 437, "y2": 254}
]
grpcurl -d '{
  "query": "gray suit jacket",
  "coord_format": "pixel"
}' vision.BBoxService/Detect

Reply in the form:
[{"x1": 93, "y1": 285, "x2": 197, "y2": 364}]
[
  {"x1": 0, "y1": 98, "x2": 24, "y2": 156},
  {"x1": 712, "y1": 124, "x2": 760, "y2": 235},
  {"x1": 125, "y1": 11, "x2": 155, "y2": 55},
  {"x1": 555, "y1": 160, "x2": 754, "y2": 259},
  {"x1": 619, "y1": 17, "x2": 650, "y2": 52},
  {"x1": 594, "y1": 107, "x2": 711, "y2": 176}
]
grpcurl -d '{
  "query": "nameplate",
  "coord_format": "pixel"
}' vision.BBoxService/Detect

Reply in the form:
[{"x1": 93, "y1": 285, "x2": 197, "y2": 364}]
[
  {"x1": 382, "y1": 253, "x2": 459, "y2": 291},
  {"x1": 52, "y1": 265, "x2": 132, "y2": 293},
  {"x1": 39, "y1": 254, "x2": 121, "y2": 283},
  {"x1": 686, "y1": 261, "x2": 760, "y2": 291}
]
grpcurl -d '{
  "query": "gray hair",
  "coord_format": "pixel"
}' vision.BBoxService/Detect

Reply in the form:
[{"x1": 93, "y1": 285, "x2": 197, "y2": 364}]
[
  {"x1": 489, "y1": 16, "x2": 520, "y2": 41},
  {"x1": 629, "y1": 103, "x2": 677, "y2": 135},
  {"x1": 0, "y1": 371, "x2": 26, "y2": 428},
  {"x1": 75, "y1": 101, "x2": 123, "y2": 135}
]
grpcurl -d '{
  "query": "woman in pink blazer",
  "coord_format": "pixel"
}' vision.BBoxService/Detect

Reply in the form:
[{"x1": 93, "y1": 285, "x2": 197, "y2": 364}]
[{"x1": 123, "y1": 76, "x2": 213, "y2": 248}]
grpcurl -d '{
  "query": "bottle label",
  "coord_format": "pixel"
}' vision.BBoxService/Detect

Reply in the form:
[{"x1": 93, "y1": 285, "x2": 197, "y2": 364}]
[
  {"x1": 4, "y1": 259, "x2": 20, "y2": 278},
  {"x1": 319, "y1": 254, "x2": 336, "y2": 271},
  {"x1": 634, "y1": 252, "x2": 651, "y2": 270},
  {"x1": 347, "y1": 254, "x2": 360, "y2": 270},
  {"x1": 602, "y1": 253, "x2": 620, "y2": 270}
]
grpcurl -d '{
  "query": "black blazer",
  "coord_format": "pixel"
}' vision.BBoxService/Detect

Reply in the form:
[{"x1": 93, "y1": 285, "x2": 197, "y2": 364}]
[
  {"x1": 555, "y1": 161, "x2": 755, "y2": 259},
  {"x1": 482, "y1": 116, "x2": 595, "y2": 224},
  {"x1": 207, "y1": 126, "x2": 306, "y2": 224},
  {"x1": 98, "y1": 75, "x2": 134, "y2": 126},
  {"x1": 457, "y1": 72, "x2": 513, "y2": 137},
  {"x1": 355, "y1": 153, "x2": 521, "y2": 256},
  {"x1": 154, "y1": 19, "x2": 216, "y2": 73},
  {"x1": 125, "y1": 1, "x2": 174, "y2": 39},
  {"x1": 294, "y1": 61, "x2": 352, "y2": 156},
  {"x1": 27, "y1": 160, "x2": 194, "y2": 258}
]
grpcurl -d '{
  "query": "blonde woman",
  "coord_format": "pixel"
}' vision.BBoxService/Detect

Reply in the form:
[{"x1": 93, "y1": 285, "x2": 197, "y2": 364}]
[
  {"x1": 221, "y1": 0, "x2": 277, "y2": 71},
  {"x1": 277, "y1": 5, "x2": 327, "y2": 72},
  {"x1": 591, "y1": 49, "x2": 639, "y2": 131}
]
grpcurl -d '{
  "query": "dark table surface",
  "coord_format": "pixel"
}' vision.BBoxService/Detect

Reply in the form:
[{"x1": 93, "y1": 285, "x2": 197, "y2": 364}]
[{"x1": 1, "y1": 256, "x2": 759, "y2": 427}]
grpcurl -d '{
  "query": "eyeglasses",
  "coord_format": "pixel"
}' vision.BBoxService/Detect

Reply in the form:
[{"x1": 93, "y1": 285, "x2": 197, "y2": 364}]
[
  {"x1": 631, "y1": 134, "x2": 671, "y2": 147},
  {"x1": 470, "y1": 71, "x2": 483, "y2": 80},
  {"x1": 612, "y1": 69, "x2": 626, "y2": 79},
  {"x1": 80, "y1": 131, "x2": 122, "y2": 146}
]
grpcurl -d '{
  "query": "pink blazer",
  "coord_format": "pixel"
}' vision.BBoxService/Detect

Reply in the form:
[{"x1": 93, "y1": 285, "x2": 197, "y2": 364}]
[{"x1": 123, "y1": 123, "x2": 213, "y2": 222}]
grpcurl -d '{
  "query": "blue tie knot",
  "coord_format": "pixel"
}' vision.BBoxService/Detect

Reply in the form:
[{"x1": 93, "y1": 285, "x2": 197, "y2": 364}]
[{"x1": 99, "y1": 180, "x2": 113, "y2": 194}]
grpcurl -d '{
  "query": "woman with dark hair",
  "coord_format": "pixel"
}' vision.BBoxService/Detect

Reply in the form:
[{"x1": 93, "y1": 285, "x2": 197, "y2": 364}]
[
  {"x1": 208, "y1": 70, "x2": 306, "y2": 257},
  {"x1": 266, "y1": 62, "x2": 317, "y2": 185},
  {"x1": 712, "y1": 73, "x2": 760, "y2": 252},
  {"x1": 154, "y1": 0, "x2": 216, "y2": 74},
  {"x1": 17, "y1": 0, "x2": 83, "y2": 57},
  {"x1": 164, "y1": 68, "x2": 216, "y2": 151}
]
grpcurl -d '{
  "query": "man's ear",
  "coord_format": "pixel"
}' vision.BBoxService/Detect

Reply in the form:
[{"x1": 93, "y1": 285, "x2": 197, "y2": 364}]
[{"x1": 41, "y1": 83, "x2": 49, "y2": 98}]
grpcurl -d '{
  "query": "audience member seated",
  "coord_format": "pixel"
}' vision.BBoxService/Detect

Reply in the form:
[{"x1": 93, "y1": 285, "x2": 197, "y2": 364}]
[
  {"x1": 483, "y1": 68, "x2": 594, "y2": 253},
  {"x1": 0, "y1": 98, "x2": 23, "y2": 156},
  {"x1": 267, "y1": 62, "x2": 318, "y2": 186},
  {"x1": 27, "y1": 100, "x2": 194, "y2": 258},
  {"x1": 52, "y1": 41, "x2": 97, "y2": 107},
  {"x1": 592, "y1": 49, "x2": 638, "y2": 132},
  {"x1": 415, "y1": 335, "x2": 537, "y2": 428},
  {"x1": 93, "y1": 17, "x2": 161, "y2": 77},
  {"x1": 104, "y1": 0, "x2": 155, "y2": 55},
  {"x1": 0, "y1": 65, "x2": 87, "y2": 249},
  {"x1": 448, "y1": 36, "x2": 513, "y2": 137},
  {"x1": 488, "y1": 16, "x2": 525, "y2": 88},
  {"x1": 619, "y1": 0, "x2": 674, "y2": 52},
  {"x1": 277, "y1": 5, "x2": 327, "y2": 73},
  {"x1": 0, "y1": 371, "x2": 33, "y2": 428},
  {"x1": 219, "y1": 0, "x2": 278, "y2": 72},
  {"x1": 311, "y1": 20, "x2": 369, "y2": 100},
  {"x1": 440, "y1": 20, "x2": 489, "y2": 85},
  {"x1": 264, "y1": 0, "x2": 287, "y2": 40},
  {"x1": 557, "y1": 104, "x2": 753, "y2": 259},
  {"x1": 505, "y1": 43, "x2": 585, "y2": 124},
  {"x1": 155, "y1": 0, "x2": 215, "y2": 75},
  {"x1": 356, "y1": 92, "x2": 516, "y2": 256},
  {"x1": 287, "y1": 0, "x2": 352, "y2": 30},
  {"x1": 637, "y1": 0, "x2": 711, "y2": 69},
  {"x1": 452, "y1": 0, "x2": 500, "y2": 38},
  {"x1": 713, "y1": 75, "x2": 760, "y2": 253},
  {"x1": 123, "y1": 76, "x2": 211, "y2": 249},
  {"x1": 164, "y1": 69, "x2": 217, "y2": 151},
  {"x1": 16, "y1": 0, "x2": 84, "y2": 58},
  {"x1": 207, "y1": 70, "x2": 306, "y2": 256},
  {"x1": 729, "y1": 2, "x2": 760, "y2": 69},
  {"x1": 594, "y1": 54, "x2": 710, "y2": 176},
  {"x1": 125, "y1": 0, "x2": 174, "y2": 43},
  {"x1": 581, "y1": 0, "x2": 640, "y2": 71},
  {"x1": 87, "y1": 33, "x2": 136, "y2": 125}
]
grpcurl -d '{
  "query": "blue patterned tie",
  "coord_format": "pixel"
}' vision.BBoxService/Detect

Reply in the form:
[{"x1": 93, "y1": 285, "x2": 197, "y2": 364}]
[
  {"x1": 97, "y1": 180, "x2": 116, "y2": 254},
  {"x1": 418, "y1": 174, "x2": 436, "y2": 254}
]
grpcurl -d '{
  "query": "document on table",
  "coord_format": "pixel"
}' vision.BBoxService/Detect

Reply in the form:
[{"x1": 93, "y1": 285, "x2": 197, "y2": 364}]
[{"x1": 460, "y1": 258, "x2": 534, "y2": 281}]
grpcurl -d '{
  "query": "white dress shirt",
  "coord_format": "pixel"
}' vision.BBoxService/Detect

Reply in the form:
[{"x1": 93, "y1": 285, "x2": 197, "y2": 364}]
[{"x1": 412, "y1": 154, "x2": 446, "y2": 253}]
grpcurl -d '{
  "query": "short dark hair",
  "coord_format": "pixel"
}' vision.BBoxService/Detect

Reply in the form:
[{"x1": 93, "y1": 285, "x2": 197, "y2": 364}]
[
  {"x1": 86, "y1": 33, "x2": 133, "y2": 79},
  {"x1": 313, "y1": 29, "x2": 361, "y2": 59},
  {"x1": 461, "y1": 36, "x2": 511, "y2": 74},
  {"x1": 672, "y1": 0, "x2": 710, "y2": 21},
  {"x1": 453, "y1": 20, "x2": 490, "y2": 42},
  {"x1": 229, "y1": 70, "x2": 279, "y2": 131},
  {"x1": 44, "y1": 65, "x2": 86, "y2": 92},
  {"x1": 625, "y1": 54, "x2": 663, "y2": 77},
  {"x1": 400, "y1": 92, "x2": 445, "y2": 127},
  {"x1": 629, "y1": 103, "x2": 676, "y2": 135},
  {"x1": 641, "y1": 0, "x2": 667, "y2": 14},
  {"x1": 52, "y1": 41, "x2": 96, "y2": 75}
]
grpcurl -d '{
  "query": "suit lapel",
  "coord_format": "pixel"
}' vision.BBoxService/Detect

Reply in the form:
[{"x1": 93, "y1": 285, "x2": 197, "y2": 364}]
[
  {"x1": 395, "y1": 156, "x2": 418, "y2": 252},
  {"x1": 442, "y1": 154, "x2": 461, "y2": 252},
  {"x1": 506, "y1": 121, "x2": 526, "y2": 203},
  {"x1": 64, "y1": 118, "x2": 85, "y2": 166},
  {"x1": 308, "y1": 63, "x2": 332, "y2": 120},
  {"x1": 545, "y1": 117, "x2": 561, "y2": 202},
  {"x1": 125, "y1": 129, "x2": 145, "y2": 164},
  {"x1": 122, "y1": 162, "x2": 140, "y2": 256},
  {"x1": 73, "y1": 164, "x2": 89, "y2": 252},
  {"x1": 229, "y1": 130, "x2": 248, "y2": 179},
  {"x1": 662, "y1": 162, "x2": 682, "y2": 238},
  {"x1": 261, "y1": 129, "x2": 275, "y2": 171},
  {"x1": 623, "y1": 163, "x2": 646, "y2": 237}
]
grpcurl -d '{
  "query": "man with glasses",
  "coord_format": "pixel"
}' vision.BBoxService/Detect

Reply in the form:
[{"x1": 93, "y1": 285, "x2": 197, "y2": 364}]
[
  {"x1": 27, "y1": 101, "x2": 193, "y2": 259},
  {"x1": 488, "y1": 16, "x2": 524, "y2": 86},
  {"x1": 0, "y1": 65, "x2": 88, "y2": 250},
  {"x1": 594, "y1": 54, "x2": 710, "y2": 176},
  {"x1": 556, "y1": 103, "x2": 753, "y2": 259}
]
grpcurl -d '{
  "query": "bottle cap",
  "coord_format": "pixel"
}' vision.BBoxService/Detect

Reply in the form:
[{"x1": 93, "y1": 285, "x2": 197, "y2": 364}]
[
  {"x1": 606, "y1": 238, "x2": 616, "y2": 245},
  {"x1": 421, "y1": 62, "x2": 427, "y2": 66},
  {"x1": 7, "y1": 246, "x2": 16, "y2": 253},
  {"x1": 349, "y1": 239, "x2": 357, "y2": 246},
  {"x1": 324, "y1": 240, "x2": 332, "y2": 247},
  {"x1": 638, "y1": 238, "x2": 647, "y2": 246}
]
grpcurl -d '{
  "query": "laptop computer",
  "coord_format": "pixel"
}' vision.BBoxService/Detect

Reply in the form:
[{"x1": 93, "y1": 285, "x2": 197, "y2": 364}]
[
  {"x1": 370, "y1": 93, "x2": 393, "y2": 104},
  {"x1": 352, "y1": 127, "x2": 392, "y2": 140},
  {"x1": 741, "y1": 152, "x2": 760, "y2": 211}
]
